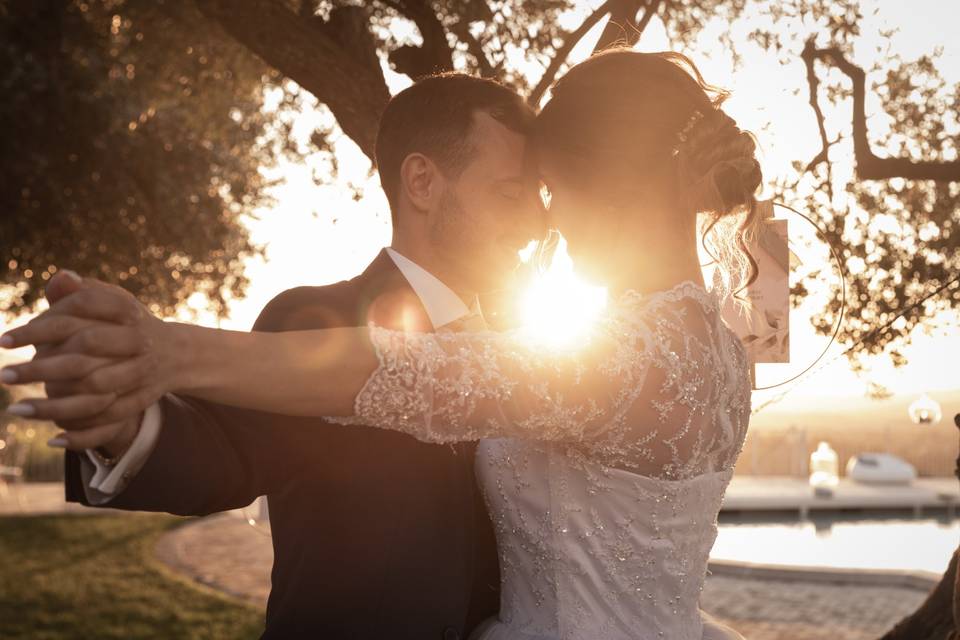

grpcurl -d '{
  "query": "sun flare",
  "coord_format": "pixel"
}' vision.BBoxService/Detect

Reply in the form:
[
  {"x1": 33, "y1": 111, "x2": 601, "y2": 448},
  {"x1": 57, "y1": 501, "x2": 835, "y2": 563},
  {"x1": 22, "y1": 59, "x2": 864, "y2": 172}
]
[{"x1": 519, "y1": 237, "x2": 608, "y2": 349}]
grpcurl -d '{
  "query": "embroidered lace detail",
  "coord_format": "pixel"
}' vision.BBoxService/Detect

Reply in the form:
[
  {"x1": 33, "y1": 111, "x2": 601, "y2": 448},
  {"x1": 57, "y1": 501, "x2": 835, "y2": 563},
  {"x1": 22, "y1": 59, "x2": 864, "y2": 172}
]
[
  {"x1": 329, "y1": 281, "x2": 751, "y2": 481},
  {"x1": 329, "y1": 281, "x2": 752, "y2": 638}
]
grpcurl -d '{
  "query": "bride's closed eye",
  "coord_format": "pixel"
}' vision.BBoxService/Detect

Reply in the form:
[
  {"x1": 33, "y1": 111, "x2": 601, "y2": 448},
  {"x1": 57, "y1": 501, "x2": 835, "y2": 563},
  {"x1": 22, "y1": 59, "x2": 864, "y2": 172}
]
[{"x1": 496, "y1": 180, "x2": 523, "y2": 201}]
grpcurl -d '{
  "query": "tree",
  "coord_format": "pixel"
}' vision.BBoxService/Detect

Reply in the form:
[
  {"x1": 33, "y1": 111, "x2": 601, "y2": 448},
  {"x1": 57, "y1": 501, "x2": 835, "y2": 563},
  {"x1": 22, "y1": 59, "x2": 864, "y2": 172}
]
[
  {"x1": 143, "y1": 4, "x2": 960, "y2": 638},
  {"x1": 4, "y1": 0, "x2": 757, "y2": 318},
  {"x1": 3, "y1": 0, "x2": 959, "y2": 636},
  {"x1": 875, "y1": 415, "x2": 960, "y2": 640},
  {"x1": 5, "y1": 0, "x2": 956, "y2": 370},
  {"x1": 200, "y1": 0, "x2": 960, "y2": 371},
  {"x1": 793, "y1": 37, "x2": 959, "y2": 372},
  {"x1": 1, "y1": 0, "x2": 286, "y2": 317}
]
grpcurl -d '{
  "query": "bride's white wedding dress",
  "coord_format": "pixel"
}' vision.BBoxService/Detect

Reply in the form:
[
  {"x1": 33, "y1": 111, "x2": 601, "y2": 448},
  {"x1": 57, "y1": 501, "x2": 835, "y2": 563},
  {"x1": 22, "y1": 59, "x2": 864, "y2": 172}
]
[{"x1": 331, "y1": 281, "x2": 751, "y2": 639}]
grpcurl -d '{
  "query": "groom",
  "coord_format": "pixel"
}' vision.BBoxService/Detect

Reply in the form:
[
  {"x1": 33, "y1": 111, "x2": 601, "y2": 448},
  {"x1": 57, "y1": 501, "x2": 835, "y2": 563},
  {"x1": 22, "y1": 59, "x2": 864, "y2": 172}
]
[{"x1": 14, "y1": 74, "x2": 542, "y2": 639}]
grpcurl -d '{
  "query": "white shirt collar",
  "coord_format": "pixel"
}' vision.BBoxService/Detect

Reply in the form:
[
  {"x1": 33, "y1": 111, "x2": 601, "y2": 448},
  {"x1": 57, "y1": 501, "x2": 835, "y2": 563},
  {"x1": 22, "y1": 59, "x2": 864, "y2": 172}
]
[{"x1": 385, "y1": 248, "x2": 473, "y2": 329}]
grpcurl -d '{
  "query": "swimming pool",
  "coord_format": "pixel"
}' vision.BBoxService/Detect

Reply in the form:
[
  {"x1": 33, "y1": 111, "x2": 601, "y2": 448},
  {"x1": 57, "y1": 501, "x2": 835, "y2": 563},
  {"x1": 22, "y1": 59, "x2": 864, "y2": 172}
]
[{"x1": 711, "y1": 510, "x2": 959, "y2": 575}]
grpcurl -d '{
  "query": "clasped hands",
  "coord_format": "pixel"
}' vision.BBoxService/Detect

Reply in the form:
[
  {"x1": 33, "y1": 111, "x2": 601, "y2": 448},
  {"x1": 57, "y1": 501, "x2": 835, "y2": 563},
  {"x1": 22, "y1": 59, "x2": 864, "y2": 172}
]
[{"x1": 1, "y1": 271, "x2": 185, "y2": 455}]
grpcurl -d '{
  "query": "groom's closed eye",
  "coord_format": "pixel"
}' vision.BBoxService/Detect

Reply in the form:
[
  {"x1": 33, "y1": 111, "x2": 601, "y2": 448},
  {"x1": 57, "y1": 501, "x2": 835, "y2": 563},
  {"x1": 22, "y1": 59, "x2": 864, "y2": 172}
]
[{"x1": 495, "y1": 179, "x2": 524, "y2": 201}]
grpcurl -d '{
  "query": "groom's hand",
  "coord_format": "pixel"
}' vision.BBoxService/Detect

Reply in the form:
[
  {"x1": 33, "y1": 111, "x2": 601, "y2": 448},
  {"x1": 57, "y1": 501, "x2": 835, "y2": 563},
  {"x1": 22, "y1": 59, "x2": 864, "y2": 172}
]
[
  {"x1": 1, "y1": 272, "x2": 172, "y2": 450},
  {"x1": 43, "y1": 273, "x2": 145, "y2": 454}
]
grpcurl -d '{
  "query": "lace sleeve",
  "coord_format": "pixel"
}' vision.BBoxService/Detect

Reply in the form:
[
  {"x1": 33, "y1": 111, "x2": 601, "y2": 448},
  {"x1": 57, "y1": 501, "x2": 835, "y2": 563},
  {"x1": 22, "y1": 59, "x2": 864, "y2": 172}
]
[{"x1": 329, "y1": 286, "x2": 751, "y2": 478}]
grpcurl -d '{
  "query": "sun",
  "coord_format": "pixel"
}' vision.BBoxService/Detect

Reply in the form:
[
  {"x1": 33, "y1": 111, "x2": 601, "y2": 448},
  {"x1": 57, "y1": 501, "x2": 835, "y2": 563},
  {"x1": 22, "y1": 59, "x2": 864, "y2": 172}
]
[{"x1": 518, "y1": 236, "x2": 607, "y2": 349}]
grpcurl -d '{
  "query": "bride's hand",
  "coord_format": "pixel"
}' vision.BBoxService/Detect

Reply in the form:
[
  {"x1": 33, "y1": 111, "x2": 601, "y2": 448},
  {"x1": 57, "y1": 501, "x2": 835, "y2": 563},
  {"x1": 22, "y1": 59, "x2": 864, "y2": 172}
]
[{"x1": 0, "y1": 273, "x2": 187, "y2": 435}]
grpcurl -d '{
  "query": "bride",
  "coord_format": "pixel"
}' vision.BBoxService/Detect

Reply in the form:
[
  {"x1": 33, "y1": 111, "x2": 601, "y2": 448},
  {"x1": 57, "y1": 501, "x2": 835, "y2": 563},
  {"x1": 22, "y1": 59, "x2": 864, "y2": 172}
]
[{"x1": 8, "y1": 50, "x2": 760, "y2": 639}]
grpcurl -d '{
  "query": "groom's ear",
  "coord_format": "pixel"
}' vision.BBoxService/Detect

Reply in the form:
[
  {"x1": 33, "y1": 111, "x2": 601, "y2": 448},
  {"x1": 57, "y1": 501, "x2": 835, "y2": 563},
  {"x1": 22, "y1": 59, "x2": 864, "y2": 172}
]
[{"x1": 399, "y1": 152, "x2": 442, "y2": 214}]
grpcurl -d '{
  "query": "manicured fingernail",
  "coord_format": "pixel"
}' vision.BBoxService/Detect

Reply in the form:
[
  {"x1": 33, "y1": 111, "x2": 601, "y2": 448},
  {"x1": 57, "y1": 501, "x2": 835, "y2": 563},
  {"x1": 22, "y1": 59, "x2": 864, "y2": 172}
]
[
  {"x1": 62, "y1": 270, "x2": 82, "y2": 283},
  {"x1": 0, "y1": 368, "x2": 16, "y2": 384},
  {"x1": 0, "y1": 335, "x2": 13, "y2": 348},
  {"x1": 47, "y1": 436, "x2": 68, "y2": 448},
  {"x1": 6, "y1": 403, "x2": 35, "y2": 417}
]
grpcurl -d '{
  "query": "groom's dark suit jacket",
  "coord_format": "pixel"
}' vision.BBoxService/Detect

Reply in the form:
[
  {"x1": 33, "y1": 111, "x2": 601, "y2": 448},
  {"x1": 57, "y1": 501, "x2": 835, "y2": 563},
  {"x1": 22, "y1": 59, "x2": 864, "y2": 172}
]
[{"x1": 64, "y1": 249, "x2": 501, "y2": 640}]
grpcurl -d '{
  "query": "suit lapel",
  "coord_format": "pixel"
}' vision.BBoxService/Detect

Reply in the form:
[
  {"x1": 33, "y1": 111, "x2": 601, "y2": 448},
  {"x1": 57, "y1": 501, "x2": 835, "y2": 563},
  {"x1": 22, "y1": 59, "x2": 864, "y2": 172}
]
[
  {"x1": 353, "y1": 249, "x2": 500, "y2": 626},
  {"x1": 353, "y1": 249, "x2": 435, "y2": 334}
]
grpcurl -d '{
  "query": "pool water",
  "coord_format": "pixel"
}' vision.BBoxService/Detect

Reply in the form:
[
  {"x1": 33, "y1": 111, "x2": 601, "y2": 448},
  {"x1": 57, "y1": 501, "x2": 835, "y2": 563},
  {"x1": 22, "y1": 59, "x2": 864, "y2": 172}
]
[{"x1": 711, "y1": 510, "x2": 960, "y2": 575}]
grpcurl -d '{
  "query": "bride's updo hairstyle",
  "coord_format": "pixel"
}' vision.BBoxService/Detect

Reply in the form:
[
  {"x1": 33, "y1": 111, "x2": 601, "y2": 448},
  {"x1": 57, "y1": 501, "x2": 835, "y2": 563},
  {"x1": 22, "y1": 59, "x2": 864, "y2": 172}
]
[{"x1": 534, "y1": 49, "x2": 762, "y2": 298}]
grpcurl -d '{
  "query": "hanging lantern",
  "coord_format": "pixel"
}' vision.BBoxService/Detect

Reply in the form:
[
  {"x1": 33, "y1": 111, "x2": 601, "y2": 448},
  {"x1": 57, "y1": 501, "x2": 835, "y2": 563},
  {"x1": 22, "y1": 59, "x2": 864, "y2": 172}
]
[{"x1": 908, "y1": 393, "x2": 942, "y2": 425}]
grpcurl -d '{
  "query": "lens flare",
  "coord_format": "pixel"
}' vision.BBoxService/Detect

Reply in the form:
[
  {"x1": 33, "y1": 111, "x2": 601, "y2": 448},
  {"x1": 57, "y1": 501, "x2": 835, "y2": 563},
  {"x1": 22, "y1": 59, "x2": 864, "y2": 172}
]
[{"x1": 519, "y1": 237, "x2": 607, "y2": 349}]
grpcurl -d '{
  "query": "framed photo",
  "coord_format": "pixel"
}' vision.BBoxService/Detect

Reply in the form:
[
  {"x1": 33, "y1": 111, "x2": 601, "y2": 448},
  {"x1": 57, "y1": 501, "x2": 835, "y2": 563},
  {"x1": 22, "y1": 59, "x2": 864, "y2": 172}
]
[{"x1": 721, "y1": 207, "x2": 791, "y2": 364}]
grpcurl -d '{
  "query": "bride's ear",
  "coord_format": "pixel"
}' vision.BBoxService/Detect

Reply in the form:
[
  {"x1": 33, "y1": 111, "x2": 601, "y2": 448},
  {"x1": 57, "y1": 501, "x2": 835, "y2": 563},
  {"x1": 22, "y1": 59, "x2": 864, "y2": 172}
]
[{"x1": 399, "y1": 152, "x2": 442, "y2": 214}]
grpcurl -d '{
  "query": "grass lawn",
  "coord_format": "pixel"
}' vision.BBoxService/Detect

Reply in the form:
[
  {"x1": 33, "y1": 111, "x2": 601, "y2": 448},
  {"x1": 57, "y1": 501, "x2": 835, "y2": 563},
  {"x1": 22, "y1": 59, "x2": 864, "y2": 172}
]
[{"x1": 0, "y1": 512, "x2": 263, "y2": 639}]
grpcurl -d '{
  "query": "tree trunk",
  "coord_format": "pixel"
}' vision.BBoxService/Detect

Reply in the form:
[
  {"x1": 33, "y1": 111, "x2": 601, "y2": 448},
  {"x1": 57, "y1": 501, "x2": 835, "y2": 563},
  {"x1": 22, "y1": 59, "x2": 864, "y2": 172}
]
[
  {"x1": 194, "y1": 0, "x2": 390, "y2": 162},
  {"x1": 877, "y1": 413, "x2": 960, "y2": 640}
]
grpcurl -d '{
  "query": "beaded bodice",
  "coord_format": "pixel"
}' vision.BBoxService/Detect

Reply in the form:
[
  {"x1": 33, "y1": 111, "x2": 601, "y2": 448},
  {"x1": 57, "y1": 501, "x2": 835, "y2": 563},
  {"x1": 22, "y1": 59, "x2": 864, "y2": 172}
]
[
  {"x1": 331, "y1": 281, "x2": 752, "y2": 639},
  {"x1": 475, "y1": 440, "x2": 735, "y2": 639}
]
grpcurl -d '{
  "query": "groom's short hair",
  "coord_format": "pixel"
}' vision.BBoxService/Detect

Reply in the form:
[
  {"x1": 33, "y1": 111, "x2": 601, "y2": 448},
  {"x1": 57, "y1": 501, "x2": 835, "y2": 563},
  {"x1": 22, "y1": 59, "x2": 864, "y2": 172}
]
[{"x1": 376, "y1": 73, "x2": 535, "y2": 222}]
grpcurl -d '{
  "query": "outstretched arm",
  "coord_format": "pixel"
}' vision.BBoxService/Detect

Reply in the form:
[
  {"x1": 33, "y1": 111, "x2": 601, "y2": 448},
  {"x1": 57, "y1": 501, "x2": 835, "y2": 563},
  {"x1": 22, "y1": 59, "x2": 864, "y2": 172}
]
[
  {"x1": 168, "y1": 322, "x2": 380, "y2": 418},
  {"x1": 166, "y1": 287, "x2": 750, "y2": 479},
  {"x1": 2, "y1": 288, "x2": 632, "y2": 444},
  {"x1": 3, "y1": 278, "x2": 746, "y2": 477},
  {"x1": 0, "y1": 313, "x2": 376, "y2": 423},
  {"x1": 172, "y1": 313, "x2": 647, "y2": 448},
  {"x1": 1, "y1": 276, "x2": 350, "y2": 513}
]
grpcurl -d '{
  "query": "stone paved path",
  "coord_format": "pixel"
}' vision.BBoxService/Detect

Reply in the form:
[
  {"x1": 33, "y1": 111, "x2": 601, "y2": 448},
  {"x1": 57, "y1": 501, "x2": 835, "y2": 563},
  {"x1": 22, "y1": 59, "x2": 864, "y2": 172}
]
[
  {"x1": 154, "y1": 510, "x2": 275, "y2": 606},
  {"x1": 157, "y1": 512, "x2": 932, "y2": 639},
  {"x1": 2, "y1": 483, "x2": 937, "y2": 637},
  {"x1": 701, "y1": 575, "x2": 927, "y2": 639}
]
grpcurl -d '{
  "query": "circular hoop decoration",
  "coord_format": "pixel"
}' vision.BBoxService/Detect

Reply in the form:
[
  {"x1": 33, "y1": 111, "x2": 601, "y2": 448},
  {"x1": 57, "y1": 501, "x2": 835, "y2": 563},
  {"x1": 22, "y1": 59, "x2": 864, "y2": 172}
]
[{"x1": 750, "y1": 201, "x2": 847, "y2": 391}]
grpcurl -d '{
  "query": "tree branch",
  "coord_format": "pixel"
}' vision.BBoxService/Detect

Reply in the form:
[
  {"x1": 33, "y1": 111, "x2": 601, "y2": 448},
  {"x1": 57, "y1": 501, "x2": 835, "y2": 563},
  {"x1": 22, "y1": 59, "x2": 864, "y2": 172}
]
[
  {"x1": 527, "y1": 0, "x2": 612, "y2": 106},
  {"x1": 627, "y1": 0, "x2": 661, "y2": 47},
  {"x1": 800, "y1": 39, "x2": 836, "y2": 201},
  {"x1": 447, "y1": 16, "x2": 495, "y2": 77},
  {"x1": 381, "y1": 0, "x2": 455, "y2": 78},
  {"x1": 803, "y1": 38, "x2": 960, "y2": 182},
  {"x1": 194, "y1": 0, "x2": 390, "y2": 162},
  {"x1": 593, "y1": 0, "x2": 661, "y2": 53}
]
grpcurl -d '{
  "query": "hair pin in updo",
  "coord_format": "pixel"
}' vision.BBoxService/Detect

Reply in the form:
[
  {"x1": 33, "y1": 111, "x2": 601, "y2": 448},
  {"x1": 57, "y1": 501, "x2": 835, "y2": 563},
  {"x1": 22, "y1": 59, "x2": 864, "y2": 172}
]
[{"x1": 676, "y1": 109, "x2": 705, "y2": 146}]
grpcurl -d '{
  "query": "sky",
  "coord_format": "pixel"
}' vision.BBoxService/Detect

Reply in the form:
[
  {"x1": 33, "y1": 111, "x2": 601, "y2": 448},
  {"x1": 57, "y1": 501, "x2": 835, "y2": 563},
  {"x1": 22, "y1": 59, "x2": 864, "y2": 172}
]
[
  {"x1": 233, "y1": 0, "x2": 960, "y2": 407},
  {"x1": 2, "y1": 0, "x2": 958, "y2": 412}
]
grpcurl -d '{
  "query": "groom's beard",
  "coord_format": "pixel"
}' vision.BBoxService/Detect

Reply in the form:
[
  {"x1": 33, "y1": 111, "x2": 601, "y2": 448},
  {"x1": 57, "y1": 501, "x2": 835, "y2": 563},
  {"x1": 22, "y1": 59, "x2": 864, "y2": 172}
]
[
  {"x1": 429, "y1": 187, "x2": 506, "y2": 293},
  {"x1": 429, "y1": 186, "x2": 469, "y2": 246}
]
